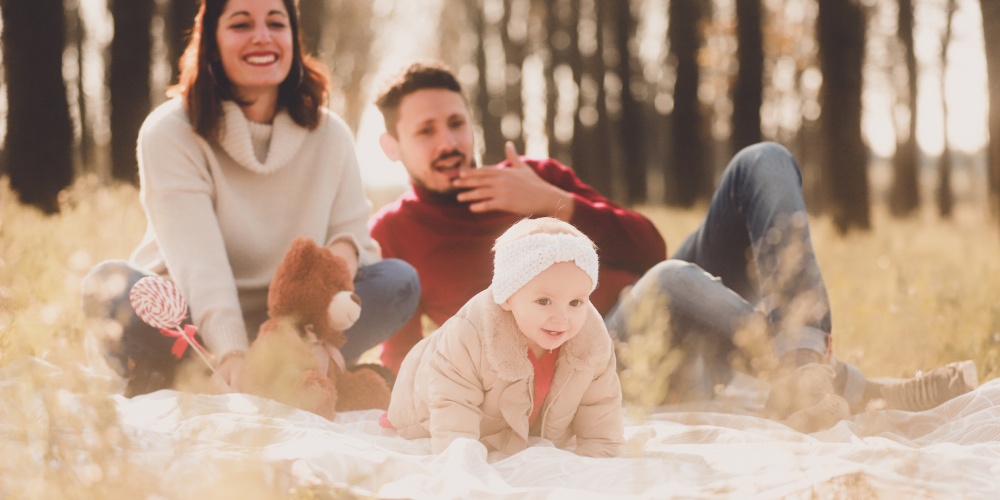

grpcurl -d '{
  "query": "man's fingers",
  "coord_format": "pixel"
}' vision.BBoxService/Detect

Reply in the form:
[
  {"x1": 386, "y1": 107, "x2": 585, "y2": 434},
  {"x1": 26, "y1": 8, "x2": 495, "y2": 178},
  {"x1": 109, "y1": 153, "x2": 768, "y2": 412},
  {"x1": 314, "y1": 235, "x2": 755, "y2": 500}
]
[
  {"x1": 455, "y1": 168, "x2": 498, "y2": 185},
  {"x1": 504, "y1": 141, "x2": 524, "y2": 168},
  {"x1": 456, "y1": 186, "x2": 492, "y2": 203},
  {"x1": 468, "y1": 200, "x2": 493, "y2": 213}
]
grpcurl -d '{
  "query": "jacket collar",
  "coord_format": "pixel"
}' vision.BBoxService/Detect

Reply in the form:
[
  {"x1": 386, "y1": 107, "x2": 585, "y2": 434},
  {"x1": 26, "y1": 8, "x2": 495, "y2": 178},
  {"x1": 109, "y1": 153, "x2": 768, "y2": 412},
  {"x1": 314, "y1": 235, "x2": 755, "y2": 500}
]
[
  {"x1": 466, "y1": 289, "x2": 612, "y2": 381},
  {"x1": 217, "y1": 100, "x2": 308, "y2": 174}
]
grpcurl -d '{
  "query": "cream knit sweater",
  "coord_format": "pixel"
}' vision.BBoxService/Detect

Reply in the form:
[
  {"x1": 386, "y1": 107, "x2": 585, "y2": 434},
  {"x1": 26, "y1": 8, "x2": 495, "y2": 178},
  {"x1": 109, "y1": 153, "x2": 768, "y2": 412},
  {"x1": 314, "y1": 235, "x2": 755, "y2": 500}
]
[{"x1": 129, "y1": 98, "x2": 380, "y2": 359}]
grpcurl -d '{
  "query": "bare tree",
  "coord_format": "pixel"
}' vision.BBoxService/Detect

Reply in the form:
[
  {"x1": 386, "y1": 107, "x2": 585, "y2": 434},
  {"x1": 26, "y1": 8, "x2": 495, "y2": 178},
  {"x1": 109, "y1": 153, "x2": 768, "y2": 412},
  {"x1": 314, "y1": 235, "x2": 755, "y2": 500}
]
[
  {"x1": 980, "y1": 0, "x2": 1000, "y2": 227},
  {"x1": 936, "y1": 0, "x2": 958, "y2": 218},
  {"x1": 166, "y1": 0, "x2": 198, "y2": 83},
  {"x1": 298, "y1": 0, "x2": 325, "y2": 56},
  {"x1": 890, "y1": 0, "x2": 920, "y2": 217},
  {"x1": 570, "y1": 0, "x2": 614, "y2": 196},
  {"x1": 324, "y1": 0, "x2": 378, "y2": 134},
  {"x1": 470, "y1": 0, "x2": 506, "y2": 164},
  {"x1": 817, "y1": 0, "x2": 870, "y2": 232},
  {"x1": 69, "y1": 0, "x2": 94, "y2": 174},
  {"x1": 500, "y1": 0, "x2": 527, "y2": 154},
  {"x1": 1, "y1": 0, "x2": 75, "y2": 213},
  {"x1": 109, "y1": 0, "x2": 155, "y2": 185},
  {"x1": 542, "y1": 0, "x2": 578, "y2": 165},
  {"x1": 665, "y1": 0, "x2": 712, "y2": 207},
  {"x1": 732, "y1": 0, "x2": 763, "y2": 155},
  {"x1": 612, "y1": 0, "x2": 647, "y2": 204}
]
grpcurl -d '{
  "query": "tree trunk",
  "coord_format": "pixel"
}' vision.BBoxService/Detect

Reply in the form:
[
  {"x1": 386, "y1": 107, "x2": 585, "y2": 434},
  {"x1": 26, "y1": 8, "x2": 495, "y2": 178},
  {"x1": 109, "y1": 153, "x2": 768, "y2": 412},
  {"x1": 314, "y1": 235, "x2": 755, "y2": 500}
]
[
  {"x1": 980, "y1": 0, "x2": 1000, "y2": 228},
  {"x1": 1, "y1": 0, "x2": 75, "y2": 213},
  {"x1": 665, "y1": 0, "x2": 711, "y2": 207},
  {"x1": 473, "y1": 0, "x2": 506, "y2": 165},
  {"x1": 327, "y1": 0, "x2": 376, "y2": 134},
  {"x1": 166, "y1": 0, "x2": 198, "y2": 83},
  {"x1": 936, "y1": 0, "x2": 957, "y2": 218},
  {"x1": 890, "y1": 0, "x2": 920, "y2": 217},
  {"x1": 570, "y1": 0, "x2": 614, "y2": 196},
  {"x1": 817, "y1": 0, "x2": 870, "y2": 232},
  {"x1": 298, "y1": 0, "x2": 325, "y2": 57},
  {"x1": 70, "y1": 0, "x2": 94, "y2": 174},
  {"x1": 543, "y1": 0, "x2": 575, "y2": 164},
  {"x1": 500, "y1": 0, "x2": 526, "y2": 153},
  {"x1": 732, "y1": 0, "x2": 763, "y2": 156},
  {"x1": 614, "y1": 0, "x2": 646, "y2": 203},
  {"x1": 109, "y1": 0, "x2": 154, "y2": 185}
]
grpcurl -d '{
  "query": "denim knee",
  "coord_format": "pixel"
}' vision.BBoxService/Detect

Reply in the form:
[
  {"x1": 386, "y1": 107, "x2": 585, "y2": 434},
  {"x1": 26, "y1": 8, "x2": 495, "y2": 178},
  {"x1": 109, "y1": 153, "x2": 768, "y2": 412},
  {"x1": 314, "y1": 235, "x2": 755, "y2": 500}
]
[
  {"x1": 341, "y1": 258, "x2": 421, "y2": 362},
  {"x1": 81, "y1": 260, "x2": 145, "y2": 325},
  {"x1": 367, "y1": 257, "x2": 421, "y2": 317}
]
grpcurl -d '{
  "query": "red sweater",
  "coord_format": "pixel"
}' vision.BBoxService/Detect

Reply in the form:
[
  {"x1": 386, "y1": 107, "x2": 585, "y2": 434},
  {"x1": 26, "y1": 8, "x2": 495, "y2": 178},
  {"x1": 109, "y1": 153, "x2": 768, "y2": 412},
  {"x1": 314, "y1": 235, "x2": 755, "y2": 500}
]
[{"x1": 369, "y1": 157, "x2": 667, "y2": 372}]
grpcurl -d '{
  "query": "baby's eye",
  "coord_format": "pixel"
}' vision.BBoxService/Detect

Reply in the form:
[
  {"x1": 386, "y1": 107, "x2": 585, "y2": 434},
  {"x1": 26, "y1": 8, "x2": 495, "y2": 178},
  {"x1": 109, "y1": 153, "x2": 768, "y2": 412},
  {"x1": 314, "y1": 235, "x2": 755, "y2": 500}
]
[
  {"x1": 569, "y1": 299, "x2": 583, "y2": 307},
  {"x1": 535, "y1": 298, "x2": 551, "y2": 306}
]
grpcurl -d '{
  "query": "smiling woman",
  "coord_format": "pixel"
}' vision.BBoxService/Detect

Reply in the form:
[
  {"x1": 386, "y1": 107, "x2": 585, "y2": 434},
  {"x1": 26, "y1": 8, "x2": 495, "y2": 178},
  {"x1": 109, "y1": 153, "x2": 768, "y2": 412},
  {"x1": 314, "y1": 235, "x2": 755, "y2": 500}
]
[
  {"x1": 79, "y1": 0, "x2": 420, "y2": 397},
  {"x1": 213, "y1": 0, "x2": 294, "y2": 122},
  {"x1": 168, "y1": 0, "x2": 329, "y2": 138}
]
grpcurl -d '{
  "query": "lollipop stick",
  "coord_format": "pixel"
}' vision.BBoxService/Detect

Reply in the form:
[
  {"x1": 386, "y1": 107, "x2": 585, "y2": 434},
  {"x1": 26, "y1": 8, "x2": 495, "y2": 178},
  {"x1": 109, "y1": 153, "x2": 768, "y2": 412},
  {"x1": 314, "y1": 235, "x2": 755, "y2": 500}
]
[{"x1": 174, "y1": 327, "x2": 233, "y2": 390}]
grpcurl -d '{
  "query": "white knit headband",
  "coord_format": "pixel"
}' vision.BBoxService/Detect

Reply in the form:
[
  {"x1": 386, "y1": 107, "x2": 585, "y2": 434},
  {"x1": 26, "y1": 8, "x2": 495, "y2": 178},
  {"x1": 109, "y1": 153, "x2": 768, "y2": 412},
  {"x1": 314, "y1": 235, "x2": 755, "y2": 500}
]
[{"x1": 491, "y1": 233, "x2": 599, "y2": 304}]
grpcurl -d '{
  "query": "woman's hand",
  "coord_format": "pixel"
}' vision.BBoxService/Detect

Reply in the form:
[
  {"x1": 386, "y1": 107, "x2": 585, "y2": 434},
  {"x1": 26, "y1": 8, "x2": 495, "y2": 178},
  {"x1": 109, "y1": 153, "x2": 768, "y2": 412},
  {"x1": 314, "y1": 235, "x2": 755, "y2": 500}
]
[
  {"x1": 212, "y1": 350, "x2": 246, "y2": 393},
  {"x1": 327, "y1": 239, "x2": 360, "y2": 281}
]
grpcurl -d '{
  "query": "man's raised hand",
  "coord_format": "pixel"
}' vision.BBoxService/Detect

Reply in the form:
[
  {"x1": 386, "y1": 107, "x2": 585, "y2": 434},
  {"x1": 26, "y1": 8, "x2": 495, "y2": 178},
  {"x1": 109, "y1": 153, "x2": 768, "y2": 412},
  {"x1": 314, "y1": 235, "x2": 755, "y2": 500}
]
[{"x1": 454, "y1": 141, "x2": 574, "y2": 219}]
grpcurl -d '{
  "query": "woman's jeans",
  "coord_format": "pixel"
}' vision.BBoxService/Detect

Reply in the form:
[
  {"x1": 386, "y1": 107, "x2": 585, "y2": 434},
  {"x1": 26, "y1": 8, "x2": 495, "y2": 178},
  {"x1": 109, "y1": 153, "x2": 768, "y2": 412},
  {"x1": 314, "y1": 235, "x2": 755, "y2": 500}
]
[
  {"x1": 82, "y1": 257, "x2": 421, "y2": 378},
  {"x1": 606, "y1": 142, "x2": 864, "y2": 405}
]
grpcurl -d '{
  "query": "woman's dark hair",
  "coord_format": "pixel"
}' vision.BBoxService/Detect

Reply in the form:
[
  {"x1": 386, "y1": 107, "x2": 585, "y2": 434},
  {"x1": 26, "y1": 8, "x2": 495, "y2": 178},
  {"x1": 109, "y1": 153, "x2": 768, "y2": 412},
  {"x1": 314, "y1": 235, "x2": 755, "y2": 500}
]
[{"x1": 167, "y1": 0, "x2": 330, "y2": 139}]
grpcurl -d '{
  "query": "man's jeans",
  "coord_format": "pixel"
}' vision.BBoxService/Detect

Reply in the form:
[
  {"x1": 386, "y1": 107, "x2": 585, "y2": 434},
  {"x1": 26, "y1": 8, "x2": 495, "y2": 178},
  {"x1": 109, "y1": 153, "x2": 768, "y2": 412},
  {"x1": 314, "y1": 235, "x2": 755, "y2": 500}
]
[{"x1": 607, "y1": 142, "x2": 864, "y2": 405}]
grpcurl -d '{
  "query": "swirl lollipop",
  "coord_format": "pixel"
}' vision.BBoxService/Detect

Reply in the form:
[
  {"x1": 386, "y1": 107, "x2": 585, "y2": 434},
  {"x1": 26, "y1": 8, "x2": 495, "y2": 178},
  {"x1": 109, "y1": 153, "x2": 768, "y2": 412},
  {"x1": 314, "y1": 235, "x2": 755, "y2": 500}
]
[{"x1": 129, "y1": 276, "x2": 216, "y2": 375}]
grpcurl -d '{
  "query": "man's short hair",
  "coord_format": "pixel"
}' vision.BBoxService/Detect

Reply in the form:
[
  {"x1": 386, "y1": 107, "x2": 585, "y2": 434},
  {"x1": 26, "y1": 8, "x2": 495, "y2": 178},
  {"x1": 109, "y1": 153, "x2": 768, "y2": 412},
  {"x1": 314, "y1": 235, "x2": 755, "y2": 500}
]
[{"x1": 375, "y1": 61, "x2": 465, "y2": 137}]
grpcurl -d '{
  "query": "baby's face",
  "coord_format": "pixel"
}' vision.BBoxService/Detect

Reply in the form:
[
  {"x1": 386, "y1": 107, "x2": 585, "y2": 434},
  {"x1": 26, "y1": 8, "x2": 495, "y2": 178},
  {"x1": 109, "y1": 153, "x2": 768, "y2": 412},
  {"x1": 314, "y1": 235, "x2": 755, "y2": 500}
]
[{"x1": 500, "y1": 262, "x2": 593, "y2": 356}]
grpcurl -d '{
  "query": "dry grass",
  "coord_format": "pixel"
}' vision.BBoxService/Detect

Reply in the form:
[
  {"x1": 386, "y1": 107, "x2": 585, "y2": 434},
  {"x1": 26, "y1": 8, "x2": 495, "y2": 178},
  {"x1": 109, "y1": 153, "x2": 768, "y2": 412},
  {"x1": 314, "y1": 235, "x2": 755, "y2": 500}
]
[{"x1": 2, "y1": 177, "x2": 999, "y2": 496}]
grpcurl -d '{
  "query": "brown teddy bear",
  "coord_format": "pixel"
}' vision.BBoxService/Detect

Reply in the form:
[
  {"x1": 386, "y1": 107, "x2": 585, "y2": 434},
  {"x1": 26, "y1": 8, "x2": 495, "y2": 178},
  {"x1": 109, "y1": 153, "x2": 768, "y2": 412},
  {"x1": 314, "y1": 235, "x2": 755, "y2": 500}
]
[{"x1": 241, "y1": 237, "x2": 392, "y2": 420}]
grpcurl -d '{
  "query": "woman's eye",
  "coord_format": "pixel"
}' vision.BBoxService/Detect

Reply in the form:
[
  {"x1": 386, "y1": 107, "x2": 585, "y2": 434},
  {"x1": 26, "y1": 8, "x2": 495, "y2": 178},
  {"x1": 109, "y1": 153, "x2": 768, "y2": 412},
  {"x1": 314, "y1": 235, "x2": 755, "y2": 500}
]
[{"x1": 268, "y1": 22, "x2": 287, "y2": 29}]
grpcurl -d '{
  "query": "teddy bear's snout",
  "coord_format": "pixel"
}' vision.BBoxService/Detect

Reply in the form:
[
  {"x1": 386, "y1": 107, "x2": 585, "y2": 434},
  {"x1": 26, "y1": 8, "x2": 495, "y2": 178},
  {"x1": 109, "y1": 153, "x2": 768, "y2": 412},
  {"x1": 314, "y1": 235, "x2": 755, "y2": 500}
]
[{"x1": 328, "y1": 291, "x2": 362, "y2": 331}]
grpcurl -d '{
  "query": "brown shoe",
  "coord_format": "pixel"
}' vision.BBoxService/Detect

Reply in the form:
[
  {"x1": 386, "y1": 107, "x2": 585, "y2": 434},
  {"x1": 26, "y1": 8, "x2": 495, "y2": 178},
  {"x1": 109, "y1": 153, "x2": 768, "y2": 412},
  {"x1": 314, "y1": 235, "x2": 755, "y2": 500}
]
[
  {"x1": 880, "y1": 360, "x2": 979, "y2": 412},
  {"x1": 767, "y1": 355, "x2": 836, "y2": 419},
  {"x1": 785, "y1": 393, "x2": 851, "y2": 433}
]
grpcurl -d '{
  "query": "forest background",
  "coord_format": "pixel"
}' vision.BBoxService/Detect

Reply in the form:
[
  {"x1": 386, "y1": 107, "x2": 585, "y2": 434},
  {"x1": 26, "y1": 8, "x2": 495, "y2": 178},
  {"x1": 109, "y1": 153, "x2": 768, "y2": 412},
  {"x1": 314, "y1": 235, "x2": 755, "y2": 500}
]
[{"x1": 2, "y1": 0, "x2": 1000, "y2": 401}]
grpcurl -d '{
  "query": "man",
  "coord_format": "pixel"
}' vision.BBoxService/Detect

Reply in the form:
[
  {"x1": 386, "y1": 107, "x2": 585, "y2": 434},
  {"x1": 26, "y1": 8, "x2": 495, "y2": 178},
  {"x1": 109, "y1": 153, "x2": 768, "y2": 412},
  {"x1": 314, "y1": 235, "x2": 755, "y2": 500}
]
[{"x1": 370, "y1": 61, "x2": 977, "y2": 429}]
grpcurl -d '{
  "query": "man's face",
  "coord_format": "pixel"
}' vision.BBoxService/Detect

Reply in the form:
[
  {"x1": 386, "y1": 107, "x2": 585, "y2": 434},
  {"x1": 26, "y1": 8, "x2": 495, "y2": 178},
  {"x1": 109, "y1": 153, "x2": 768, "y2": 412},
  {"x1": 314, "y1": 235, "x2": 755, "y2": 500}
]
[{"x1": 380, "y1": 88, "x2": 476, "y2": 194}]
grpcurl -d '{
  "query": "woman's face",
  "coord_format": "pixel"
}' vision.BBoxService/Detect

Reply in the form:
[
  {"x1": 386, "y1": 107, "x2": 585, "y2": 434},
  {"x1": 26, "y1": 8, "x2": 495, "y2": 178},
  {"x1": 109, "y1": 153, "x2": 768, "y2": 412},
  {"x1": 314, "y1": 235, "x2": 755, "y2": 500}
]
[{"x1": 215, "y1": 0, "x2": 294, "y2": 101}]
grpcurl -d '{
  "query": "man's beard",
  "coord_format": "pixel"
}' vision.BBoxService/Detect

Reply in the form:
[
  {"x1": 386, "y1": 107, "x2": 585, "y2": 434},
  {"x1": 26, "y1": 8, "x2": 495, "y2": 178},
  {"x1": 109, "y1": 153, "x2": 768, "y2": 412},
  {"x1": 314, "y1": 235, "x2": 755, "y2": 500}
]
[{"x1": 423, "y1": 148, "x2": 476, "y2": 196}]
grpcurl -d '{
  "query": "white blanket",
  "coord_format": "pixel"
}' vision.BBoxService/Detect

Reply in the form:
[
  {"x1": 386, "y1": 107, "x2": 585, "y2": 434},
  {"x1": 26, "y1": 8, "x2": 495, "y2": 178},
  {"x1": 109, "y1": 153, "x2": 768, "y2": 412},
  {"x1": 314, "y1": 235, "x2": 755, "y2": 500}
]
[{"x1": 3, "y1": 358, "x2": 1000, "y2": 498}]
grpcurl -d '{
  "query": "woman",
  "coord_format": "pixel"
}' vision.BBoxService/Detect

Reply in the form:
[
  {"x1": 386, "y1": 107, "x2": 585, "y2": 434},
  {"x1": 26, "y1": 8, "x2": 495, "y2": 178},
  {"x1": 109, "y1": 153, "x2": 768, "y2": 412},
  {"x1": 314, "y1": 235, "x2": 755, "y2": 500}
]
[{"x1": 83, "y1": 0, "x2": 419, "y2": 395}]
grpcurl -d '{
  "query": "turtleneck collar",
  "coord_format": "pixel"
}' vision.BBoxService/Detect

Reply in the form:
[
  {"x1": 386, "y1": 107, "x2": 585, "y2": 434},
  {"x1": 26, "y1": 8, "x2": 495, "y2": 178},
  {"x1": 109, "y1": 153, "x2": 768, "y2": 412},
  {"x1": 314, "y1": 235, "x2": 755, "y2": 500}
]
[{"x1": 217, "y1": 100, "x2": 309, "y2": 175}]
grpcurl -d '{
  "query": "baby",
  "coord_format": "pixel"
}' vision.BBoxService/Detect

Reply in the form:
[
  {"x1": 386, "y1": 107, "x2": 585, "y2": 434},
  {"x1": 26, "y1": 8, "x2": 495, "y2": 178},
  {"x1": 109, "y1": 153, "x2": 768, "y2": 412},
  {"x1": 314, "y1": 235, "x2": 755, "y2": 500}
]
[{"x1": 385, "y1": 217, "x2": 624, "y2": 457}]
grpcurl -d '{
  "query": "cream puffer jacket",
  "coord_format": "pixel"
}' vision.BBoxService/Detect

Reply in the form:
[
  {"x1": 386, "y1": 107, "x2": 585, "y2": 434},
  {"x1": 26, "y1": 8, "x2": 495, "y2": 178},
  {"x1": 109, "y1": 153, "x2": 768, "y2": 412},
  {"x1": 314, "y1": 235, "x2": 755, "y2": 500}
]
[{"x1": 387, "y1": 289, "x2": 624, "y2": 457}]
